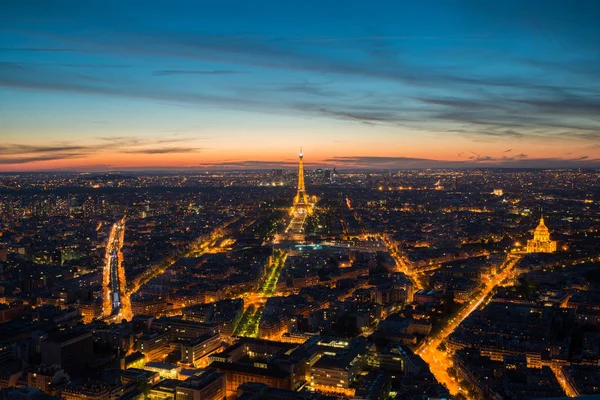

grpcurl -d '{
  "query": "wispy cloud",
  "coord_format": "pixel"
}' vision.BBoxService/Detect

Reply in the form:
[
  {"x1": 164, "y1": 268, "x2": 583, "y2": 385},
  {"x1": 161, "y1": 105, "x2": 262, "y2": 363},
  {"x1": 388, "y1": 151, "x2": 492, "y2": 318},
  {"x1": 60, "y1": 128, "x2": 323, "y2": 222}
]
[
  {"x1": 123, "y1": 147, "x2": 201, "y2": 154},
  {"x1": 0, "y1": 62, "x2": 259, "y2": 111},
  {"x1": 153, "y1": 70, "x2": 244, "y2": 76},
  {"x1": 0, "y1": 137, "x2": 203, "y2": 165},
  {"x1": 2, "y1": 31, "x2": 600, "y2": 146}
]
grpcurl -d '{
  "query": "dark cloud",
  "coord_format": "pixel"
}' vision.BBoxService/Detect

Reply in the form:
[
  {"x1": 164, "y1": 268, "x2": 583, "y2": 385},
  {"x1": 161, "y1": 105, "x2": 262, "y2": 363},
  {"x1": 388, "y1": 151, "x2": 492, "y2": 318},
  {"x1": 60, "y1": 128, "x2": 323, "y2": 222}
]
[
  {"x1": 324, "y1": 155, "x2": 600, "y2": 169},
  {"x1": 0, "y1": 154, "x2": 84, "y2": 164},
  {"x1": 200, "y1": 160, "x2": 300, "y2": 169},
  {"x1": 0, "y1": 144, "x2": 89, "y2": 155},
  {"x1": 294, "y1": 104, "x2": 411, "y2": 126},
  {"x1": 0, "y1": 137, "x2": 203, "y2": 165},
  {"x1": 327, "y1": 156, "x2": 440, "y2": 164}
]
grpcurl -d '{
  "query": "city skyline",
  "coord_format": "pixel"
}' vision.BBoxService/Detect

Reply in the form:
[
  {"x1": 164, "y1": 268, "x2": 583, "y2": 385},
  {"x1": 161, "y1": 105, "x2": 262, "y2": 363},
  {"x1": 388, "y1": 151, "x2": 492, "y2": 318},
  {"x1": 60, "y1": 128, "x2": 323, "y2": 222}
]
[
  {"x1": 0, "y1": 167, "x2": 597, "y2": 399},
  {"x1": 2, "y1": 3, "x2": 600, "y2": 399},
  {"x1": 2, "y1": 1, "x2": 600, "y2": 171}
]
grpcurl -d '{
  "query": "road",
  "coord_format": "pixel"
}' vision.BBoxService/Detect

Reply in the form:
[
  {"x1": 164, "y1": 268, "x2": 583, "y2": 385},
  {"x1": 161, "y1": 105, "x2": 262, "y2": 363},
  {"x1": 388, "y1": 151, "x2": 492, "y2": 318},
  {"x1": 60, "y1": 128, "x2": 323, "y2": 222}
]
[
  {"x1": 551, "y1": 365, "x2": 578, "y2": 397},
  {"x1": 126, "y1": 218, "x2": 239, "y2": 296},
  {"x1": 234, "y1": 305, "x2": 265, "y2": 337},
  {"x1": 102, "y1": 218, "x2": 131, "y2": 320},
  {"x1": 417, "y1": 255, "x2": 523, "y2": 398},
  {"x1": 380, "y1": 234, "x2": 424, "y2": 290},
  {"x1": 236, "y1": 251, "x2": 288, "y2": 337},
  {"x1": 285, "y1": 212, "x2": 307, "y2": 234},
  {"x1": 258, "y1": 251, "x2": 287, "y2": 296}
]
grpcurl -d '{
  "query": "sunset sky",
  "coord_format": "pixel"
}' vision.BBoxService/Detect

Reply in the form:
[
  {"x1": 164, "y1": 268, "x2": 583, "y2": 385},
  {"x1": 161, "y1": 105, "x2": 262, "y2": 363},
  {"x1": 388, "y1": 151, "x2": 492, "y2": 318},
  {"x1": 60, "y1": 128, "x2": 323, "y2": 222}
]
[{"x1": 1, "y1": 1, "x2": 600, "y2": 171}]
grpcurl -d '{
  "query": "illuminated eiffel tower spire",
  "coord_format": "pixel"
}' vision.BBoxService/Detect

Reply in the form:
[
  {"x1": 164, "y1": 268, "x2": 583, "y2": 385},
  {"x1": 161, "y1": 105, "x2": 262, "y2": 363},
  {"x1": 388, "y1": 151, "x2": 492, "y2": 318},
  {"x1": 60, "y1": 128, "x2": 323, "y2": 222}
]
[{"x1": 292, "y1": 148, "x2": 312, "y2": 215}]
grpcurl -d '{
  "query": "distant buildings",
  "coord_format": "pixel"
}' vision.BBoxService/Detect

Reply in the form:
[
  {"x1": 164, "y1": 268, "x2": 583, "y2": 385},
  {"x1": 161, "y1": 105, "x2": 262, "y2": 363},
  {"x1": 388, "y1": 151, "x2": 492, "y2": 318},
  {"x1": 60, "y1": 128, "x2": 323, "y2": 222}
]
[{"x1": 1, "y1": 169, "x2": 599, "y2": 400}]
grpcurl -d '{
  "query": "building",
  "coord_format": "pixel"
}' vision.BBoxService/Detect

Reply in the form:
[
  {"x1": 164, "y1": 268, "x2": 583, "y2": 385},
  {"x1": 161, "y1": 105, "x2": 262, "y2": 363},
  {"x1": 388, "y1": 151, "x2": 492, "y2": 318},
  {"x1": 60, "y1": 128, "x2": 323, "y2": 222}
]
[
  {"x1": 61, "y1": 382, "x2": 122, "y2": 400},
  {"x1": 153, "y1": 317, "x2": 218, "y2": 342},
  {"x1": 175, "y1": 370, "x2": 225, "y2": 400},
  {"x1": 77, "y1": 300, "x2": 103, "y2": 324},
  {"x1": 0, "y1": 386, "x2": 47, "y2": 400},
  {"x1": 180, "y1": 334, "x2": 222, "y2": 368},
  {"x1": 354, "y1": 371, "x2": 391, "y2": 400},
  {"x1": 27, "y1": 365, "x2": 69, "y2": 396},
  {"x1": 310, "y1": 337, "x2": 368, "y2": 396},
  {"x1": 413, "y1": 290, "x2": 441, "y2": 305},
  {"x1": 119, "y1": 368, "x2": 160, "y2": 386},
  {"x1": 131, "y1": 294, "x2": 169, "y2": 316},
  {"x1": 258, "y1": 315, "x2": 288, "y2": 340},
  {"x1": 148, "y1": 379, "x2": 179, "y2": 400},
  {"x1": 136, "y1": 330, "x2": 170, "y2": 361},
  {"x1": 527, "y1": 216, "x2": 557, "y2": 254},
  {"x1": 370, "y1": 343, "x2": 423, "y2": 377},
  {"x1": 207, "y1": 338, "x2": 299, "y2": 396},
  {"x1": 236, "y1": 382, "x2": 321, "y2": 400},
  {"x1": 142, "y1": 362, "x2": 181, "y2": 380},
  {"x1": 40, "y1": 330, "x2": 93, "y2": 375},
  {"x1": 210, "y1": 361, "x2": 291, "y2": 398}
]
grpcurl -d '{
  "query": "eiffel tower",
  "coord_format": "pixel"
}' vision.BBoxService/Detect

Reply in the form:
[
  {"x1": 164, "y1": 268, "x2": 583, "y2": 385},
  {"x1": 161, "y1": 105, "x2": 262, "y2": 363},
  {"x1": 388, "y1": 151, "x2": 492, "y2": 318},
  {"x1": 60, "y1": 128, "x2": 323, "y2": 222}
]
[{"x1": 291, "y1": 148, "x2": 312, "y2": 216}]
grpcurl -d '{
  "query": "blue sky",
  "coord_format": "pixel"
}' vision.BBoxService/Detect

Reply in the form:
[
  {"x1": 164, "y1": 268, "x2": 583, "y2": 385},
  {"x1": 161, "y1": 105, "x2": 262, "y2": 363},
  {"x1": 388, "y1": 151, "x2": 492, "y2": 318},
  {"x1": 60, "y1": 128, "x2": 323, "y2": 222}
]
[{"x1": 1, "y1": 0, "x2": 600, "y2": 170}]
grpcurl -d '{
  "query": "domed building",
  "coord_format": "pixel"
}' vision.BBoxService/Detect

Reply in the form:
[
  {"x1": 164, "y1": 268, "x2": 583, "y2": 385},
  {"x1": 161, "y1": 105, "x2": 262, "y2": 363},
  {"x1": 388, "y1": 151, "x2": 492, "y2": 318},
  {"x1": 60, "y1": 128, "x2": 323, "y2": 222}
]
[{"x1": 526, "y1": 216, "x2": 557, "y2": 253}]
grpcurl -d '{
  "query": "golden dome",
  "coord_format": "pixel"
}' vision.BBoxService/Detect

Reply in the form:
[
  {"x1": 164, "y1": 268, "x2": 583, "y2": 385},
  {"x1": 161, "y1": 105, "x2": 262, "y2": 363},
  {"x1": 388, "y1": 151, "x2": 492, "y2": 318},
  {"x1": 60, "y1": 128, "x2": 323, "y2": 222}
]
[
  {"x1": 533, "y1": 216, "x2": 550, "y2": 241},
  {"x1": 527, "y1": 215, "x2": 557, "y2": 254},
  {"x1": 535, "y1": 217, "x2": 548, "y2": 232}
]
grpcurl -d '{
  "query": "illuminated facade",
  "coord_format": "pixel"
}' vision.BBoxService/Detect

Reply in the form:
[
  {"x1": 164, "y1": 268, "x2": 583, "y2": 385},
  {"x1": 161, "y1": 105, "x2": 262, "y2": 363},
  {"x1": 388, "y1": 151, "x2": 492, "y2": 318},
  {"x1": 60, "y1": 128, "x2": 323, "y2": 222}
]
[
  {"x1": 526, "y1": 216, "x2": 557, "y2": 254},
  {"x1": 310, "y1": 338, "x2": 368, "y2": 396},
  {"x1": 258, "y1": 316, "x2": 288, "y2": 340},
  {"x1": 180, "y1": 334, "x2": 222, "y2": 368}
]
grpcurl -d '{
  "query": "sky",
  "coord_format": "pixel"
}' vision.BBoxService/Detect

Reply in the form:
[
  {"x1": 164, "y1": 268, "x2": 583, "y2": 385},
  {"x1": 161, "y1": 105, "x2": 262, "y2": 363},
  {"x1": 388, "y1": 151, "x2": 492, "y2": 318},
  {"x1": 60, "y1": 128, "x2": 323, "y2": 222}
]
[{"x1": 1, "y1": 0, "x2": 600, "y2": 171}]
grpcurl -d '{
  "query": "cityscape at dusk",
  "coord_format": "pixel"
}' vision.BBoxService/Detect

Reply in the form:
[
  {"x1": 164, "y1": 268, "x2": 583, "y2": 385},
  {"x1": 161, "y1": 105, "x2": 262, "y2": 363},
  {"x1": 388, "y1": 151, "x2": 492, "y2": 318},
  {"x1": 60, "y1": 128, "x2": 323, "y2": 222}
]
[{"x1": 1, "y1": 2, "x2": 600, "y2": 400}]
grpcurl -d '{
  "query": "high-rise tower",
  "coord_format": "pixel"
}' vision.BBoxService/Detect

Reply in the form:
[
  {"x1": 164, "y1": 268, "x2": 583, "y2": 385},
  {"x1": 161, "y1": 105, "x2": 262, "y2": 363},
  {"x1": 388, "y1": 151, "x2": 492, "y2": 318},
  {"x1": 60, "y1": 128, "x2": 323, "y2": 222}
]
[{"x1": 291, "y1": 148, "x2": 312, "y2": 216}]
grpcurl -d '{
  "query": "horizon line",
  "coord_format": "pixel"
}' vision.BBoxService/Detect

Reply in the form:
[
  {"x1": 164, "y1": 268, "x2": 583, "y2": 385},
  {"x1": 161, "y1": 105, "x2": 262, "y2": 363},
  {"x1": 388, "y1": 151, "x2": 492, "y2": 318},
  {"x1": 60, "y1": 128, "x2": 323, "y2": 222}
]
[{"x1": 1, "y1": 165, "x2": 599, "y2": 174}]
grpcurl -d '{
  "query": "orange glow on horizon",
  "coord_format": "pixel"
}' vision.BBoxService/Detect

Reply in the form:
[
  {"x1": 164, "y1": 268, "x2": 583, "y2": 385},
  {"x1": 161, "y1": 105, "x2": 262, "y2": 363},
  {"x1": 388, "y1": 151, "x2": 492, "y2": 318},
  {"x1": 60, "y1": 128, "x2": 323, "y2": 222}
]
[{"x1": 0, "y1": 135, "x2": 596, "y2": 172}]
